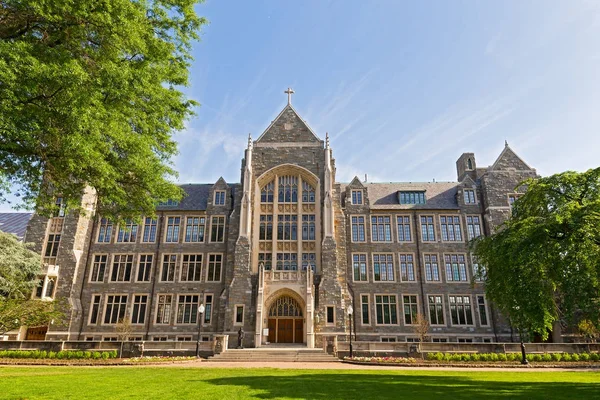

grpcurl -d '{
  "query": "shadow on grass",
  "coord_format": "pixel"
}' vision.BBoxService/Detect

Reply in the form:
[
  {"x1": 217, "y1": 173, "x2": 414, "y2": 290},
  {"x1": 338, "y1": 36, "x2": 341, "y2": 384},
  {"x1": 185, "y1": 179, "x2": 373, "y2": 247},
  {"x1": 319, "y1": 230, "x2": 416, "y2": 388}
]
[{"x1": 203, "y1": 373, "x2": 600, "y2": 400}]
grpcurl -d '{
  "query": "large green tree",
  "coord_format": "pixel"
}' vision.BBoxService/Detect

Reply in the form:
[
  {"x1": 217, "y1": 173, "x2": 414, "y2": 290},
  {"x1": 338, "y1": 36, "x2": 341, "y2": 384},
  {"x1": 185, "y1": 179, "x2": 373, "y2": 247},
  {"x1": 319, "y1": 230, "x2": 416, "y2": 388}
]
[
  {"x1": 473, "y1": 167, "x2": 600, "y2": 340},
  {"x1": 0, "y1": 231, "x2": 64, "y2": 335},
  {"x1": 0, "y1": 0, "x2": 206, "y2": 219}
]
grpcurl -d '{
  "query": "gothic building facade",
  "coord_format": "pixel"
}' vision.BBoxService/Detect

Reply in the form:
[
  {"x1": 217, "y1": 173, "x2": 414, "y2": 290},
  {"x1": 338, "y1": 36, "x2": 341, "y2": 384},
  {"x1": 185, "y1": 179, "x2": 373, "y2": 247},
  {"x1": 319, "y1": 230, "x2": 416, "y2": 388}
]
[{"x1": 16, "y1": 97, "x2": 537, "y2": 345}]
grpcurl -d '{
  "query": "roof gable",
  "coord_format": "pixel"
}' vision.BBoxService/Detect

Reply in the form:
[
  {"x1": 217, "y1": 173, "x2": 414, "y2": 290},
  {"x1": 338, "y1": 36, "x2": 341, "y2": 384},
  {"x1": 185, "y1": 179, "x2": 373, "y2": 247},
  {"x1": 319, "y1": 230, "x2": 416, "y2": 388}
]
[
  {"x1": 490, "y1": 145, "x2": 533, "y2": 171},
  {"x1": 255, "y1": 105, "x2": 322, "y2": 144}
]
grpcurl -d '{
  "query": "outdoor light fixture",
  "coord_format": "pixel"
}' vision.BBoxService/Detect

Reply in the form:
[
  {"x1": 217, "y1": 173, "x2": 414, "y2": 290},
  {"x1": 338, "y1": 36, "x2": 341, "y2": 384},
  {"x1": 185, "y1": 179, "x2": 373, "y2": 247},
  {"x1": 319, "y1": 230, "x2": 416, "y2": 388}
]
[
  {"x1": 347, "y1": 305, "x2": 354, "y2": 359},
  {"x1": 196, "y1": 303, "x2": 206, "y2": 358}
]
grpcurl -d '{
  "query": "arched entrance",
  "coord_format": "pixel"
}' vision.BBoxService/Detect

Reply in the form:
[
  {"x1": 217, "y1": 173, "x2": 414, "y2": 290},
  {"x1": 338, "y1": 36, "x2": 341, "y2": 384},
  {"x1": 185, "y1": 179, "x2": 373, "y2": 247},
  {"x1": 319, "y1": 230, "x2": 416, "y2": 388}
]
[{"x1": 267, "y1": 295, "x2": 304, "y2": 344}]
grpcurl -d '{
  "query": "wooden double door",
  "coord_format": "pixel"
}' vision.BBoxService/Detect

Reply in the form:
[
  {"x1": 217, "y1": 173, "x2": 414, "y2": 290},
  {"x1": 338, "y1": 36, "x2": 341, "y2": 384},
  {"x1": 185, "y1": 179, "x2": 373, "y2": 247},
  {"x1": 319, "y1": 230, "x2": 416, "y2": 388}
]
[{"x1": 268, "y1": 318, "x2": 303, "y2": 343}]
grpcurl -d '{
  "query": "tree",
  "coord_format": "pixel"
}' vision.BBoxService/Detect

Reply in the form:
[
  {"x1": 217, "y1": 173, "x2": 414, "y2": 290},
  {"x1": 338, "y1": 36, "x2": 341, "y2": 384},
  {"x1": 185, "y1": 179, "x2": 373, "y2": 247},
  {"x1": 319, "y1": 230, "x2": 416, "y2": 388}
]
[
  {"x1": 0, "y1": 231, "x2": 65, "y2": 335},
  {"x1": 413, "y1": 313, "x2": 429, "y2": 343},
  {"x1": 0, "y1": 0, "x2": 206, "y2": 219},
  {"x1": 115, "y1": 318, "x2": 133, "y2": 342},
  {"x1": 472, "y1": 167, "x2": 600, "y2": 341}
]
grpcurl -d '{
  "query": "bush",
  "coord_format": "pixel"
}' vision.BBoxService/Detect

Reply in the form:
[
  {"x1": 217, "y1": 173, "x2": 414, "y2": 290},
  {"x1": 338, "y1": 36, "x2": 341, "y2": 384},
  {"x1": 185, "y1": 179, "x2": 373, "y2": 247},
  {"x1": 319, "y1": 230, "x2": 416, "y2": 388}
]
[
  {"x1": 542, "y1": 353, "x2": 552, "y2": 362},
  {"x1": 83, "y1": 351, "x2": 92, "y2": 359},
  {"x1": 551, "y1": 353, "x2": 562, "y2": 362},
  {"x1": 579, "y1": 353, "x2": 589, "y2": 361},
  {"x1": 590, "y1": 353, "x2": 599, "y2": 362},
  {"x1": 562, "y1": 353, "x2": 572, "y2": 362},
  {"x1": 460, "y1": 354, "x2": 470, "y2": 361},
  {"x1": 92, "y1": 352, "x2": 102, "y2": 359},
  {"x1": 497, "y1": 353, "x2": 507, "y2": 362},
  {"x1": 571, "y1": 353, "x2": 580, "y2": 362},
  {"x1": 532, "y1": 354, "x2": 542, "y2": 362},
  {"x1": 109, "y1": 350, "x2": 118, "y2": 358},
  {"x1": 101, "y1": 352, "x2": 110, "y2": 360},
  {"x1": 471, "y1": 353, "x2": 481, "y2": 362}
]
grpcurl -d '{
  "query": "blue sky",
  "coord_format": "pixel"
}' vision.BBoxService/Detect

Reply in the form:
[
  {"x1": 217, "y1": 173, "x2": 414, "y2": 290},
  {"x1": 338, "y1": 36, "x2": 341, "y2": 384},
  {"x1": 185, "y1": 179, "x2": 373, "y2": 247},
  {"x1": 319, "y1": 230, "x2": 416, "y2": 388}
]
[{"x1": 2, "y1": 1, "x2": 600, "y2": 211}]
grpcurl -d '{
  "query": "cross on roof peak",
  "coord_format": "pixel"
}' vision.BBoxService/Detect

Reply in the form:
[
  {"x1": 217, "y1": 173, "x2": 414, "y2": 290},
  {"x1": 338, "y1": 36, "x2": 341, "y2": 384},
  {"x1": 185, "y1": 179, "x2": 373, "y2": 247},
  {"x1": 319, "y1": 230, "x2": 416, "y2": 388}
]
[{"x1": 284, "y1": 87, "x2": 295, "y2": 105}]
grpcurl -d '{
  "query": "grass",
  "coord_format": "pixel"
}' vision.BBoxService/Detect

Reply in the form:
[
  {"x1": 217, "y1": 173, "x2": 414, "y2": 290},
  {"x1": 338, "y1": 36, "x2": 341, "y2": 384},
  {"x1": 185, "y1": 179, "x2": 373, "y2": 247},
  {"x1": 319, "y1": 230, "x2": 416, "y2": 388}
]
[{"x1": 0, "y1": 367, "x2": 599, "y2": 400}]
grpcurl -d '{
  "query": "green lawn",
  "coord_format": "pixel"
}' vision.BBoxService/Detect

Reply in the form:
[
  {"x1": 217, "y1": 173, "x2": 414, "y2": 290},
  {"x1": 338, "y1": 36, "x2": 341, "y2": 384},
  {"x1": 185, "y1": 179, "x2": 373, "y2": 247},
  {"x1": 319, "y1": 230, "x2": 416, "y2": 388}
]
[{"x1": 0, "y1": 367, "x2": 599, "y2": 400}]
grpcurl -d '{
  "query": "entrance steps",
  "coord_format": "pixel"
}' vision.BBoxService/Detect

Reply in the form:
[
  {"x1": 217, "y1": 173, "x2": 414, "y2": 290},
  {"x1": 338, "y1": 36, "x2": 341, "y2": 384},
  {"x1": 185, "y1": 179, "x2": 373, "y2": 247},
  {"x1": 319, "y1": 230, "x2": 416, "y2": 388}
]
[{"x1": 206, "y1": 347, "x2": 340, "y2": 363}]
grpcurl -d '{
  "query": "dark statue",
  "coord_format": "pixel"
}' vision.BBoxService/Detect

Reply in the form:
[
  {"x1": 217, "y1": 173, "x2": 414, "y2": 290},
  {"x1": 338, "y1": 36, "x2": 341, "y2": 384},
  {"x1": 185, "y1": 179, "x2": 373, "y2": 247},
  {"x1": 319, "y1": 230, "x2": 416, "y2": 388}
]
[{"x1": 238, "y1": 327, "x2": 245, "y2": 349}]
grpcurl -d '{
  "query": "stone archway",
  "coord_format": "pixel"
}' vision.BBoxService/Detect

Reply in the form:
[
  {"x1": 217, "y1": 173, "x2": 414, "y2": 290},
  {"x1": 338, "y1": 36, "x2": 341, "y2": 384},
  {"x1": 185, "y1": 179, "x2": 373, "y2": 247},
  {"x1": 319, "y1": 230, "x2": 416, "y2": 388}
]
[{"x1": 264, "y1": 289, "x2": 305, "y2": 344}]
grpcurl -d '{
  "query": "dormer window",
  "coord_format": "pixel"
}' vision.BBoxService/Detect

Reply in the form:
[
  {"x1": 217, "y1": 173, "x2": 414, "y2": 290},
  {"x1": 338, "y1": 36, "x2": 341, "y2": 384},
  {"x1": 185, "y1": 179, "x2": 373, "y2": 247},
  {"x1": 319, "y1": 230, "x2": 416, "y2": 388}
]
[
  {"x1": 351, "y1": 190, "x2": 363, "y2": 205},
  {"x1": 464, "y1": 189, "x2": 476, "y2": 204},
  {"x1": 214, "y1": 190, "x2": 226, "y2": 205},
  {"x1": 158, "y1": 199, "x2": 179, "y2": 207},
  {"x1": 398, "y1": 191, "x2": 426, "y2": 205}
]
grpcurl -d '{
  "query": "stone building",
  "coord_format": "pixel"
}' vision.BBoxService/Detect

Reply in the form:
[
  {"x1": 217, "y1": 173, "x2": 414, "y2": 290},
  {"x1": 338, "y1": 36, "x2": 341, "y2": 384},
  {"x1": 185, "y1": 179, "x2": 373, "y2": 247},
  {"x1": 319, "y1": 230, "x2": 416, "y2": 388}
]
[{"x1": 11, "y1": 92, "x2": 538, "y2": 345}]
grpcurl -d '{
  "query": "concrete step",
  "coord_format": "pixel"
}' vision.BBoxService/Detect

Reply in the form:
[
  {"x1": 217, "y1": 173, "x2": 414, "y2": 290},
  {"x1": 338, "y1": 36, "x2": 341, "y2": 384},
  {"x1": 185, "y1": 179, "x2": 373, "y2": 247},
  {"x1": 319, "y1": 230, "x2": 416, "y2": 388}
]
[{"x1": 206, "y1": 348, "x2": 340, "y2": 363}]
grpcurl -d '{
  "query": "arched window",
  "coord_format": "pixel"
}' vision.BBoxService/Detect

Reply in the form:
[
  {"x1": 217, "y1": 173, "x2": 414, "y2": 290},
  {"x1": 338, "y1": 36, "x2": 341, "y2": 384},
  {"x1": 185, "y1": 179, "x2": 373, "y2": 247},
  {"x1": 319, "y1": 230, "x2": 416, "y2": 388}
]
[
  {"x1": 467, "y1": 158, "x2": 473, "y2": 170},
  {"x1": 302, "y1": 181, "x2": 315, "y2": 203},
  {"x1": 278, "y1": 176, "x2": 298, "y2": 203},
  {"x1": 269, "y1": 296, "x2": 303, "y2": 317},
  {"x1": 261, "y1": 181, "x2": 274, "y2": 203}
]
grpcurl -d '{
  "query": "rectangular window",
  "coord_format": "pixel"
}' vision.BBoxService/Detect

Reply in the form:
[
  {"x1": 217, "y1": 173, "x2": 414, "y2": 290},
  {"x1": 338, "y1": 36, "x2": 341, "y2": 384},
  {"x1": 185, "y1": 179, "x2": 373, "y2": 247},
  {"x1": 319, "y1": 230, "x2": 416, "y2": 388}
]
[
  {"x1": 382, "y1": 337, "x2": 397, "y2": 343},
  {"x1": 477, "y1": 295, "x2": 489, "y2": 326},
  {"x1": 214, "y1": 190, "x2": 226, "y2": 205},
  {"x1": 137, "y1": 254, "x2": 153, "y2": 282},
  {"x1": 210, "y1": 216, "x2": 225, "y2": 242},
  {"x1": 440, "y1": 216, "x2": 462, "y2": 241},
  {"x1": 428, "y1": 295, "x2": 445, "y2": 325},
  {"x1": 206, "y1": 254, "x2": 222, "y2": 281},
  {"x1": 444, "y1": 254, "x2": 468, "y2": 282},
  {"x1": 276, "y1": 253, "x2": 297, "y2": 271},
  {"x1": 449, "y1": 295, "x2": 474, "y2": 326},
  {"x1": 432, "y1": 338, "x2": 448, "y2": 343},
  {"x1": 110, "y1": 254, "x2": 134, "y2": 282},
  {"x1": 458, "y1": 338, "x2": 473, "y2": 343},
  {"x1": 396, "y1": 216, "x2": 412, "y2": 242},
  {"x1": 116, "y1": 219, "x2": 138, "y2": 243},
  {"x1": 204, "y1": 294, "x2": 213, "y2": 324},
  {"x1": 54, "y1": 197, "x2": 66, "y2": 218},
  {"x1": 184, "y1": 217, "x2": 206, "y2": 242},
  {"x1": 103, "y1": 295, "x2": 128, "y2": 324},
  {"x1": 176, "y1": 295, "x2": 199, "y2": 324},
  {"x1": 259, "y1": 215, "x2": 273, "y2": 241},
  {"x1": 352, "y1": 254, "x2": 368, "y2": 282},
  {"x1": 424, "y1": 254, "x2": 440, "y2": 282},
  {"x1": 302, "y1": 181, "x2": 315, "y2": 203},
  {"x1": 466, "y1": 216, "x2": 482, "y2": 240},
  {"x1": 34, "y1": 278, "x2": 44, "y2": 299},
  {"x1": 351, "y1": 190, "x2": 363, "y2": 205},
  {"x1": 398, "y1": 191, "x2": 426, "y2": 204},
  {"x1": 97, "y1": 218, "x2": 113, "y2": 243},
  {"x1": 420, "y1": 216, "x2": 435, "y2": 241},
  {"x1": 165, "y1": 216, "x2": 181, "y2": 243},
  {"x1": 155, "y1": 294, "x2": 172, "y2": 324},
  {"x1": 90, "y1": 254, "x2": 108, "y2": 282},
  {"x1": 361, "y1": 295, "x2": 370, "y2": 325},
  {"x1": 161, "y1": 254, "x2": 177, "y2": 282},
  {"x1": 142, "y1": 217, "x2": 157, "y2": 243},
  {"x1": 351, "y1": 216, "x2": 366, "y2": 242},
  {"x1": 399, "y1": 254, "x2": 415, "y2": 282},
  {"x1": 326, "y1": 306, "x2": 335, "y2": 324},
  {"x1": 181, "y1": 254, "x2": 203, "y2": 282},
  {"x1": 464, "y1": 189, "x2": 476, "y2": 204},
  {"x1": 373, "y1": 254, "x2": 394, "y2": 282},
  {"x1": 177, "y1": 336, "x2": 193, "y2": 342},
  {"x1": 375, "y1": 295, "x2": 398, "y2": 325},
  {"x1": 403, "y1": 295, "x2": 418, "y2": 325},
  {"x1": 235, "y1": 305, "x2": 244, "y2": 324},
  {"x1": 371, "y1": 216, "x2": 392, "y2": 242},
  {"x1": 158, "y1": 199, "x2": 179, "y2": 207},
  {"x1": 301, "y1": 215, "x2": 316, "y2": 240},
  {"x1": 131, "y1": 295, "x2": 148, "y2": 324},
  {"x1": 301, "y1": 253, "x2": 316, "y2": 272},
  {"x1": 277, "y1": 214, "x2": 297, "y2": 241},
  {"x1": 152, "y1": 336, "x2": 168, "y2": 342},
  {"x1": 43, "y1": 234, "x2": 61, "y2": 263},
  {"x1": 89, "y1": 295, "x2": 102, "y2": 325},
  {"x1": 258, "y1": 253, "x2": 272, "y2": 270}
]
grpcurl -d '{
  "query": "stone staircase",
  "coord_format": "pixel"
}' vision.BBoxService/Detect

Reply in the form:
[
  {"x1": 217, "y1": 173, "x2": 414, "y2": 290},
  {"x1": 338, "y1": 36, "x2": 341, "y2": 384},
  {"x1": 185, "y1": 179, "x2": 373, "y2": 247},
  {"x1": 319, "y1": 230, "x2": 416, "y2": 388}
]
[{"x1": 206, "y1": 347, "x2": 340, "y2": 363}]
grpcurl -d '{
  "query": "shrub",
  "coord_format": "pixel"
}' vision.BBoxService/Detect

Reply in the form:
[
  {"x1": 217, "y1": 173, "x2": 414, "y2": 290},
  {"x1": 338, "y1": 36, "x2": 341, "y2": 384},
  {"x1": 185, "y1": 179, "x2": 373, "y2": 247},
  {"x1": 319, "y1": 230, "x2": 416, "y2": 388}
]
[
  {"x1": 571, "y1": 353, "x2": 580, "y2": 362},
  {"x1": 590, "y1": 353, "x2": 599, "y2": 362},
  {"x1": 489, "y1": 353, "x2": 499, "y2": 362},
  {"x1": 443, "y1": 353, "x2": 452, "y2": 362},
  {"x1": 109, "y1": 350, "x2": 118, "y2": 358},
  {"x1": 93, "y1": 352, "x2": 102, "y2": 359},
  {"x1": 579, "y1": 353, "x2": 589, "y2": 361},
  {"x1": 542, "y1": 353, "x2": 552, "y2": 362},
  {"x1": 47, "y1": 351, "x2": 56, "y2": 359},
  {"x1": 526, "y1": 354, "x2": 534, "y2": 362},
  {"x1": 84, "y1": 351, "x2": 92, "y2": 359},
  {"x1": 562, "y1": 353, "x2": 572, "y2": 362},
  {"x1": 101, "y1": 352, "x2": 110, "y2": 360},
  {"x1": 461, "y1": 354, "x2": 470, "y2": 362},
  {"x1": 497, "y1": 353, "x2": 507, "y2": 362},
  {"x1": 532, "y1": 354, "x2": 542, "y2": 362},
  {"x1": 551, "y1": 353, "x2": 562, "y2": 362},
  {"x1": 471, "y1": 354, "x2": 481, "y2": 362}
]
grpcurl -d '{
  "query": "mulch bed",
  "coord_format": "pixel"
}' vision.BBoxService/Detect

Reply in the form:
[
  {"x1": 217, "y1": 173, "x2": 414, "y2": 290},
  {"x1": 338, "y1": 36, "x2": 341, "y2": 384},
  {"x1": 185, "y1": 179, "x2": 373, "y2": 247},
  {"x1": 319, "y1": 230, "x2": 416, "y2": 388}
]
[
  {"x1": 342, "y1": 360, "x2": 600, "y2": 369},
  {"x1": 0, "y1": 358, "x2": 199, "y2": 366}
]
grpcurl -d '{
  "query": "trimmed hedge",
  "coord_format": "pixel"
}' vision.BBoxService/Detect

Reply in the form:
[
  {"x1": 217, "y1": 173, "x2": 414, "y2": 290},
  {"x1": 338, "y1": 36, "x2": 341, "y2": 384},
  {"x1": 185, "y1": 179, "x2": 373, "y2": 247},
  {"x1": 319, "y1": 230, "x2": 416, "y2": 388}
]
[
  {"x1": 426, "y1": 352, "x2": 600, "y2": 362},
  {"x1": 0, "y1": 350, "x2": 118, "y2": 360}
]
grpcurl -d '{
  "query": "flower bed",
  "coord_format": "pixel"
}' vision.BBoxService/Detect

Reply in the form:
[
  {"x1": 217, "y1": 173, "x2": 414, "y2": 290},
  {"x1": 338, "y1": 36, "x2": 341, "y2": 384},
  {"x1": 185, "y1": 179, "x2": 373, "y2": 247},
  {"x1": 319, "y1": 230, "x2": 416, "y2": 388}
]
[
  {"x1": 0, "y1": 350, "x2": 118, "y2": 360},
  {"x1": 343, "y1": 356, "x2": 417, "y2": 364},
  {"x1": 425, "y1": 352, "x2": 600, "y2": 363},
  {"x1": 125, "y1": 356, "x2": 195, "y2": 363}
]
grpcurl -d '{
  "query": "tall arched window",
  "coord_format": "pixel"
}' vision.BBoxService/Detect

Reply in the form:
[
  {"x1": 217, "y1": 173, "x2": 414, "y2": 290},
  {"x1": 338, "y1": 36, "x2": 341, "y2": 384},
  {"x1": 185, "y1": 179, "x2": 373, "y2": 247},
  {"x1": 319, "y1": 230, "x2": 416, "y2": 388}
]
[
  {"x1": 261, "y1": 181, "x2": 274, "y2": 203},
  {"x1": 467, "y1": 158, "x2": 473, "y2": 170},
  {"x1": 269, "y1": 296, "x2": 303, "y2": 317},
  {"x1": 278, "y1": 176, "x2": 298, "y2": 203},
  {"x1": 302, "y1": 181, "x2": 315, "y2": 203}
]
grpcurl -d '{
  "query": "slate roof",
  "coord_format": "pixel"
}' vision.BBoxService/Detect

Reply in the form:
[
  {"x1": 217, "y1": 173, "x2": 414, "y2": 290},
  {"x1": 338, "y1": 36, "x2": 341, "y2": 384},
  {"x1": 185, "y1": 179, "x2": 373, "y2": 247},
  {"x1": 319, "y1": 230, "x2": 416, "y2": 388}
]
[
  {"x1": 156, "y1": 184, "x2": 239, "y2": 211},
  {"x1": 0, "y1": 213, "x2": 33, "y2": 241},
  {"x1": 340, "y1": 182, "x2": 460, "y2": 210}
]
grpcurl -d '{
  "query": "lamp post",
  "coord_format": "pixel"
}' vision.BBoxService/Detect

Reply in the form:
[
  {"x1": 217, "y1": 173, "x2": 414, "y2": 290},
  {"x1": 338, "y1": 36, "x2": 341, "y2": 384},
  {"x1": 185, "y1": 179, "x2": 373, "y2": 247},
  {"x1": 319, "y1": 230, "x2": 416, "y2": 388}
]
[
  {"x1": 195, "y1": 303, "x2": 206, "y2": 358},
  {"x1": 347, "y1": 305, "x2": 353, "y2": 359}
]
